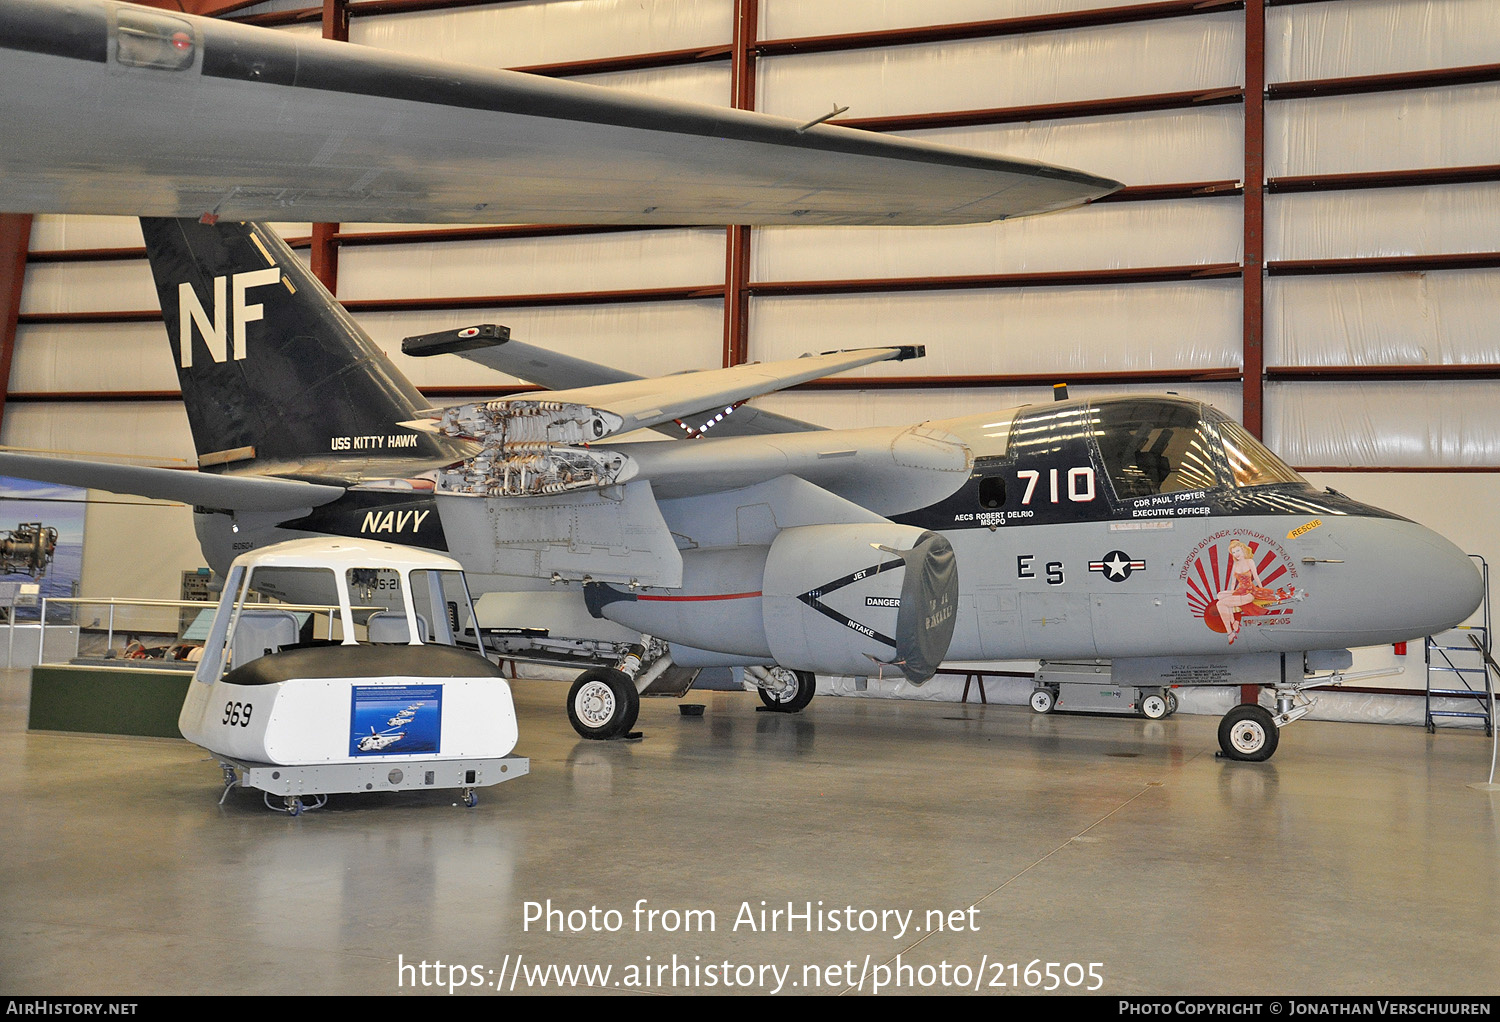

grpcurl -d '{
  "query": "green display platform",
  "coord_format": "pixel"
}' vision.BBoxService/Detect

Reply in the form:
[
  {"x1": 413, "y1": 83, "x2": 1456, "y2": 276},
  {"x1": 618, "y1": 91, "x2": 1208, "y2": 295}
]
[{"x1": 28, "y1": 665, "x2": 191, "y2": 739}]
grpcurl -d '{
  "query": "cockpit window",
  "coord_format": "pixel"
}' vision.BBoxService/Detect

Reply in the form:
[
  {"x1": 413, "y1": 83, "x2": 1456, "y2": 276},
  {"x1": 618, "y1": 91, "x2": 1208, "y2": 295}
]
[
  {"x1": 1215, "y1": 416, "x2": 1303, "y2": 488},
  {"x1": 1094, "y1": 401, "x2": 1224, "y2": 499}
]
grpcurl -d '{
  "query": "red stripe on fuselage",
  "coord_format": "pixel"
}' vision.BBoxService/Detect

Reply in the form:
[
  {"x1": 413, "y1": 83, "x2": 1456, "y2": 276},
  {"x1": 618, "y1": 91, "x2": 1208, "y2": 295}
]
[{"x1": 636, "y1": 591, "x2": 763, "y2": 602}]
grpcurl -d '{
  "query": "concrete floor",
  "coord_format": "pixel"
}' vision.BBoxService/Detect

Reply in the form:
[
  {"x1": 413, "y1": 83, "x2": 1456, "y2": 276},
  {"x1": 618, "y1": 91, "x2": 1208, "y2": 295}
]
[{"x1": 3, "y1": 666, "x2": 1498, "y2": 998}]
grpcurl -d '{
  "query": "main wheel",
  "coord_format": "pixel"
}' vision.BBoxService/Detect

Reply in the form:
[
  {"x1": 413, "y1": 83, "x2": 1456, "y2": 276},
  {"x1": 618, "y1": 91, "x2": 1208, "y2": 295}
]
[
  {"x1": 567, "y1": 667, "x2": 640, "y2": 740},
  {"x1": 1029, "y1": 687, "x2": 1056, "y2": 714},
  {"x1": 1218, "y1": 704, "x2": 1279, "y2": 762},
  {"x1": 1139, "y1": 692, "x2": 1168, "y2": 720},
  {"x1": 1166, "y1": 691, "x2": 1180, "y2": 716},
  {"x1": 757, "y1": 668, "x2": 816, "y2": 713}
]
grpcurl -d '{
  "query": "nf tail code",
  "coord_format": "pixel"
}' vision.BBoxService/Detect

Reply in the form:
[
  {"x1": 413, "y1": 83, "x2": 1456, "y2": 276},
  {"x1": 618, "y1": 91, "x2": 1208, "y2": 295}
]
[{"x1": 178, "y1": 269, "x2": 283, "y2": 367}]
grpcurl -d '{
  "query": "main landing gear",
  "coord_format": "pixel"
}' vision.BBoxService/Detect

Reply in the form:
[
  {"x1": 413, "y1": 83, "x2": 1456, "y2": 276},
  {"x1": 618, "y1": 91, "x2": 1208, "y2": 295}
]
[
  {"x1": 754, "y1": 666, "x2": 816, "y2": 713},
  {"x1": 567, "y1": 667, "x2": 640, "y2": 740}
]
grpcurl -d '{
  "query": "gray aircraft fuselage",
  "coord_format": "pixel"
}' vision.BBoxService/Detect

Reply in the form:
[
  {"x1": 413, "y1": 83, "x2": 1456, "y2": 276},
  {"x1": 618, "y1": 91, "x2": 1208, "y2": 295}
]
[{"x1": 194, "y1": 395, "x2": 1483, "y2": 667}]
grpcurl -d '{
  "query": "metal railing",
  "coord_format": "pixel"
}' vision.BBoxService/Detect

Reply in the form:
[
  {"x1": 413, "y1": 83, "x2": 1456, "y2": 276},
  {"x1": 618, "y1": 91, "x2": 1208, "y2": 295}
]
[{"x1": 32, "y1": 596, "x2": 383, "y2": 665}]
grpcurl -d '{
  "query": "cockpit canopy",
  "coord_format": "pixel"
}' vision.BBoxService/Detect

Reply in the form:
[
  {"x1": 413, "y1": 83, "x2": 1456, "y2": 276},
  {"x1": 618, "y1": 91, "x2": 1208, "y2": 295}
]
[{"x1": 1003, "y1": 397, "x2": 1304, "y2": 500}]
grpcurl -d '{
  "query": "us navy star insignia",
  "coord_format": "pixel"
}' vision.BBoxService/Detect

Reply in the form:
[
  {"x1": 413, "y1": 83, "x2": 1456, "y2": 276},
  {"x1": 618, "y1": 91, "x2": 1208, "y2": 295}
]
[{"x1": 1089, "y1": 550, "x2": 1145, "y2": 582}]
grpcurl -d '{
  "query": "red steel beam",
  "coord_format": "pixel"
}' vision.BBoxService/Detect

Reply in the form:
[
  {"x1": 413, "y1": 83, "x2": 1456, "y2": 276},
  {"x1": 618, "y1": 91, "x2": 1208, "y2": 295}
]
[
  {"x1": 832, "y1": 88, "x2": 1242, "y2": 133},
  {"x1": 1242, "y1": 0, "x2": 1265, "y2": 440},
  {"x1": 1268, "y1": 63, "x2": 1500, "y2": 101},
  {"x1": 1268, "y1": 252, "x2": 1500, "y2": 276},
  {"x1": 749, "y1": 264, "x2": 1242, "y2": 297},
  {"x1": 722, "y1": 0, "x2": 758, "y2": 370},
  {"x1": 306, "y1": 0, "x2": 348, "y2": 293},
  {"x1": 1267, "y1": 364, "x2": 1500, "y2": 381},
  {"x1": 0, "y1": 215, "x2": 33, "y2": 431},
  {"x1": 755, "y1": 0, "x2": 1243, "y2": 56},
  {"x1": 1269, "y1": 165, "x2": 1500, "y2": 193}
]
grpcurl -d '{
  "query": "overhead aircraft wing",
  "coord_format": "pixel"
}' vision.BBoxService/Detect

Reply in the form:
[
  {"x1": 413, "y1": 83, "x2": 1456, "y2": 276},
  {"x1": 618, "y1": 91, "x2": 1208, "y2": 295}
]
[
  {"x1": 0, "y1": 451, "x2": 345, "y2": 512},
  {"x1": 0, "y1": 0, "x2": 1121, "y2": 225},
  {"x1": 401, "y1": 325, "x2": 825, "y2": 437},
  {"x1": 411, "y1": 346, "x2": 921, "y2": 444}
]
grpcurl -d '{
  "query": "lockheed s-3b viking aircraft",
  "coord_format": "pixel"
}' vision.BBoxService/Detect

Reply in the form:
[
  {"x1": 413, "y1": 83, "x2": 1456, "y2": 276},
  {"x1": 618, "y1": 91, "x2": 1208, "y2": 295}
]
[
  {"x1": 0, "y1": 219, "x2": 1483, "y2": 763},
  {"x1": 0, "y1": 0, "x2": 1483, "y2": 762}
]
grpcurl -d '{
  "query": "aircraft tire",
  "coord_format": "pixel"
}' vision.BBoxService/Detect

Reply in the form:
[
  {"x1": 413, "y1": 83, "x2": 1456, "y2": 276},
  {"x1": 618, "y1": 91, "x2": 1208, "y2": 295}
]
[
  {"x1": 758, "y1": 669, "x2": 816, "y2": 713},
  {"x1": 1140, "y1": 692, "x2": 1168, "y2": 720},
  {"x1": 1166, "y1": 691, "x2": 1180, "y2": 716},
  {"x1": 568, "y1": 668, "x2": 640, "y2": 740},
  {"x1": 1217, "y1": 704, "x2": 1279, "y2": 762},
  {"x1": 1029, "y1": 687, "x2": 1056, "y2": 714}
]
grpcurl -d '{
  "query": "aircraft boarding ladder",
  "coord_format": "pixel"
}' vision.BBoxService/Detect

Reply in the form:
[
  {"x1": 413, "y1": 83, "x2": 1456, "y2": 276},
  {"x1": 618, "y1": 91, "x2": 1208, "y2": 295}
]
[{"x1": 1425, "y1": 555, "x2": 1492, "y2": 736}]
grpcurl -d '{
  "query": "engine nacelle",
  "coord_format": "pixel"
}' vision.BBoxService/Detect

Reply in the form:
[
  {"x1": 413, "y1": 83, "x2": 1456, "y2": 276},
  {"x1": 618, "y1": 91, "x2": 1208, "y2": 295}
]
[{"x1": 587, "y1": 523, "x2": 958, "y2": 682}]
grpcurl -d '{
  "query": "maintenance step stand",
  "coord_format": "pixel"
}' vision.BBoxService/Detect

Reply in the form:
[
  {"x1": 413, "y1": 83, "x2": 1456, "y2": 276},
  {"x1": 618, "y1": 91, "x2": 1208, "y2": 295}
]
[{"x1": 1425, "y1": 555, "x2": 1493, "y2": 736}]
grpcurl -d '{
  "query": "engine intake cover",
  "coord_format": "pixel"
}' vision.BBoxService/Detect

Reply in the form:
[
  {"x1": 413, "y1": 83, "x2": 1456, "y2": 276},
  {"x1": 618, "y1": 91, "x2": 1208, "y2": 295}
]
[{"x1": 762, "y1": 524, "x2": 958, "y2": 683}]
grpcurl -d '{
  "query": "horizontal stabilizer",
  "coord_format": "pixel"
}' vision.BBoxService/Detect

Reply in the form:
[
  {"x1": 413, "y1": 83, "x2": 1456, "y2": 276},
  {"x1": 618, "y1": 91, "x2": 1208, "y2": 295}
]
[{"x1": 0, "y1": 452, "x2": 345, "y2": 512}]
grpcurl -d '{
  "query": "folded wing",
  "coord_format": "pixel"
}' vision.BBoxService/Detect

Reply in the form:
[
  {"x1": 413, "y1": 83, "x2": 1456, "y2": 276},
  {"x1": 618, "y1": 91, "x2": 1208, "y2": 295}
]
[{"x1": 0, "y1": 0, "x2": 1121, "y2": 225}]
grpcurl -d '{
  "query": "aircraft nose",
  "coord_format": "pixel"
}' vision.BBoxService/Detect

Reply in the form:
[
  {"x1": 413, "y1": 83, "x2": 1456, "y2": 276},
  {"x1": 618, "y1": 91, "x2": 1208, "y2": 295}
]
[
  {"x1": 1404, "y1": 526, "x2": 1486, "y2": 637},
  {"x1": 1339, "y1": 518, "x2": 1483, "y2": 641},
  {"x1": 1285, "y1": 515, "x2": 1482, "y2": 648}
]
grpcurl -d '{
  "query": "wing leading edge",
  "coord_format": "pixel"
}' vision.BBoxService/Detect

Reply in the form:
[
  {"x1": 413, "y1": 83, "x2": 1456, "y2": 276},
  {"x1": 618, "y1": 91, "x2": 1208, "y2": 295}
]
[{"x1": 0, "y1": 0, "x2": 1122, "y2": 225}]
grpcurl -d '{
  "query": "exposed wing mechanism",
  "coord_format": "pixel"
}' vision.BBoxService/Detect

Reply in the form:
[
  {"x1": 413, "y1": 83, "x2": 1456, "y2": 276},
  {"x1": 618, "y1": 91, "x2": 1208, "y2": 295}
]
[
  {"x1": 0, "y1": 0, "x2": 1122, "y2": 225},
  {"x1": 402, "y1": 325, "x2": 826, "y2": 437},
  {"x1": 404, "y1": 346, "x2": 923, "y2": 498},
  {"x1": 0, "y1": 451, "x2": 345, "y2": 512}
]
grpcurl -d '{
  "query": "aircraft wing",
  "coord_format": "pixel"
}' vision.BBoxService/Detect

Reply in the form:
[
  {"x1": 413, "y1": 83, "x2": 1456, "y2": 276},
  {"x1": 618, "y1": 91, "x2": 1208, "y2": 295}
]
[
  {"x1": 413, "y1": 345, "x2": 920, "y2": 443},
  {"x1": 0, "y1": 451, "x2": 345, "y2": 512},
  {"x1": 401, "y1": 325, "x2": 825, "y2": 437},
  {"x1": 0, "y1": 0, "x2": 1121, "y2": 225}
]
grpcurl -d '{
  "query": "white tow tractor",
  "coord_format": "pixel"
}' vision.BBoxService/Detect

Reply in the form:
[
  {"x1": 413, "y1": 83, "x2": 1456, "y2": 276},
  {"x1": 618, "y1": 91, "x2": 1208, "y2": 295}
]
[{"x1": 180, "y1": 538, "x2": 528, "y2": 814}]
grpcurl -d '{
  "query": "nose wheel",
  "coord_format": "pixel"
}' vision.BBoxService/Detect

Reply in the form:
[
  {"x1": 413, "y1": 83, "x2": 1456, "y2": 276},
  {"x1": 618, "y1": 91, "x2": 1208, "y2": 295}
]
[{"x1": 1217, "y1": 704, "x2": 1279, "y2": 762}]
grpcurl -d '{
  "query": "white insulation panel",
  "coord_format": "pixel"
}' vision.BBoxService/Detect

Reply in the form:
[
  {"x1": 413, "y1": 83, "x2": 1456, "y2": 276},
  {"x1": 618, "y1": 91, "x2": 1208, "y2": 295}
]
[
  {"x1": 1269, "y1": 85, "x2": 1500, "y2": 178},
  {"x1": 1267, "y1": 0, "x2": 1500, "y2": 83},
  {"x1": 761, "y1": 0, "x2": 1114, "y2": 39},
  {"x1": 29, "y1": 215, "x2": 143, "y2": 252},
  {"x1": 568, "y1": 65, "x2": 732, "y2": 107},
  {"x1": 901, "y1": 106, "x2": 1245, "y2": 187},
  {"x1": 353, "y1": 301, "x2": 724, "y2": 388},
  {"x1": 1267, "y1": 271, "x2": 1500, "y2": 368},
  {"x1": 747, "y1": 283, "x2": 1243, "y2": 376},
  {"x1": 19, "y1": 261, "x2": 157, "y2": 315},
  {"x1": 11, "y1": 322, "x2": 178, "y2": 394},
  {"x1": 349, "y1": 0, "x2": 733, "y2": 69},
  {"x1": 754, "y1": 382, "x2": 1244, "y2": 433},
  {"x1": 757, "y1": 14, "x2": 1244, "y2": 119},
  {"x1": 0, "y1": 402, "x2": 196, "y2": 463},
  {"x1": 1267, "y1": 184, "x2": 1500, "y2": 262},
  {"x1": 753, "y1": 198, "x2": 1243, "y2": 282},
  {"x1": 337, "y1": 229, "x2": 724, "y2": 300},
  {"x1": 28, "y1": 217, "x2": 309, "y2": 251},
  {"x1": 1268, "y1": 382, "x2": 1500, "y2": 467}
]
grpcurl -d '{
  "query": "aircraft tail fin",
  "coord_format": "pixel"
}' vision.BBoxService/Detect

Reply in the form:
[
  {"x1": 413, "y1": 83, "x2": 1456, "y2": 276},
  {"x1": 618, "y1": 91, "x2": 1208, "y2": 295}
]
[{"x1": 139, "y1": 218, "x2": 461, "y2": 468}]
